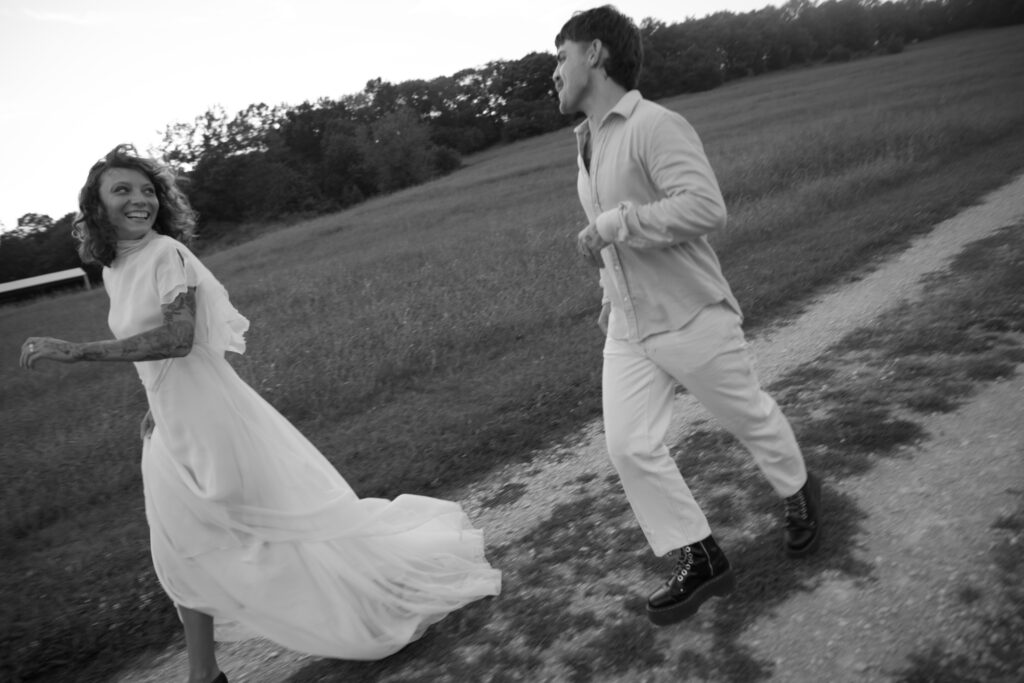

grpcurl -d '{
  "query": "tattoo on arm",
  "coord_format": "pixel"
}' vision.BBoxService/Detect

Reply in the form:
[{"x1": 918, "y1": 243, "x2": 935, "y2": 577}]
[
  {"x1": 78, "y1": 289, "x2": 197, "y2": 362},
  {"x1": 162, "y1": 289, "x2": 197, "y2": 354}
]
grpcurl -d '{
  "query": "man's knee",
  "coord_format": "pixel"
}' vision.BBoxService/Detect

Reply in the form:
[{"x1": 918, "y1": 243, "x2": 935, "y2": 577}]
[
  {"x1": 605, "y1": 433, "x2": 629, "y2": 464},
  {"x1": 605, "y1": 429, "x2": 663, "y2": 471},
  {"x1": 714, "y1": 393, "x2": 792, "y2": 444}
]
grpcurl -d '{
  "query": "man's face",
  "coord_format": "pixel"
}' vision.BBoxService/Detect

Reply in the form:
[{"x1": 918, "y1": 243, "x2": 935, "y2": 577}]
[{"x1": 553, "y1": 39, "x2": 593, "y2": 115}]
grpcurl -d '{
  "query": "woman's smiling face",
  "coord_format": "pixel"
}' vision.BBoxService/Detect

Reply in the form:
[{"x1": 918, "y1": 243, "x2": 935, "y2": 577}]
[{"x1": 98, "y1": 167, "x2": 159, "y2": 240}]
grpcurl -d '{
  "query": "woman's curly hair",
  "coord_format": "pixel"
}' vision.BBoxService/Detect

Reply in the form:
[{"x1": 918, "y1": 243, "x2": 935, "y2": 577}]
[{"x1": 73, "y1": 144, "x2": 196, "y2": 267}]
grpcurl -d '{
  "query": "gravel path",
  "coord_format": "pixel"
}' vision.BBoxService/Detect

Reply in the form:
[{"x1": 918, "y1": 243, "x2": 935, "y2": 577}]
[
  {"x1": 744, "y1": 371, "x2": 1024, "y2": 682},
  {"x1": 457, "y1": 171, "x2": 1024, "y2": 547},
  {"x1": 112, "y1": 172, "x2": 1024, "y2": 683}
]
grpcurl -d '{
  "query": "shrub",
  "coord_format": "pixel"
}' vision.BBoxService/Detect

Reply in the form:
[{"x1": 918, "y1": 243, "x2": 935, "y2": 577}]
[
  {"x1": 825, "y1": 44, "x2": 853, "y2": 62},
  {"x1": 885, "y1": 35, "x2": 906, "y2": 54}
]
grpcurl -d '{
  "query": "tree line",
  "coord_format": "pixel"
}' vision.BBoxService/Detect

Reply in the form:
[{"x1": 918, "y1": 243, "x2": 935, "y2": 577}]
[{"x1": 3, "y1": 0, "x2": 1021, "y2": 293}]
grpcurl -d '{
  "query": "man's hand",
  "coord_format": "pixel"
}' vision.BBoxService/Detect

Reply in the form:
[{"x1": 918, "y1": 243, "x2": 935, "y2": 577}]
[
  {"x1": 598, "y1": 302, "x2": 610, "y2": 335},
  {"x1": 577, "y1": 223, "x2": 608, "y2": 268},
  {"x1": 140, "y1": 410, "x2": 156, "y2": 441}
]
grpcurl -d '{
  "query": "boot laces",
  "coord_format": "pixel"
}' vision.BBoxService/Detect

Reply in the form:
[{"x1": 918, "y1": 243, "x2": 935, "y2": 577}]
[
  {"x1": 786, "y1": 489, "x2": 814, "y2": 529},
  {"x1": 785, "y1": 490, "x2": 807, "y2": 519},
  {"x1": 673, "y1": 545, "x2": 695, "y2": 582}
]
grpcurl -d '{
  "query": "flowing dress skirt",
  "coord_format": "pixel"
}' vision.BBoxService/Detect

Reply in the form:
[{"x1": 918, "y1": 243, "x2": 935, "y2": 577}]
[{"x1": 141, "y1": 344, "x2": 500, "y2": 660}]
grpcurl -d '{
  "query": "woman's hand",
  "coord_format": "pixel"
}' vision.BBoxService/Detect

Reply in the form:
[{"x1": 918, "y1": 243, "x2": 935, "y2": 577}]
[
  {"x1": 140, "y1": 410, "x2": 156, "y2": 440},
  {"x1": 20, "y1": 337, "x2": 79, "y2": 369}
]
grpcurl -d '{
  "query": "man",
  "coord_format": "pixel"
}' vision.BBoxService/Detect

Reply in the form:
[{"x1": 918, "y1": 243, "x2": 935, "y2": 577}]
[{"x1": 552, "y1": 5, "x2": 822, "y2": 626}]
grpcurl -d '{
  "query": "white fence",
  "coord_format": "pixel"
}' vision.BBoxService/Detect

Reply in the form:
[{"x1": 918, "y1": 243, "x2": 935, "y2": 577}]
[{"x1": 0, "y1": 267, "x2": 91, "y2": 295}]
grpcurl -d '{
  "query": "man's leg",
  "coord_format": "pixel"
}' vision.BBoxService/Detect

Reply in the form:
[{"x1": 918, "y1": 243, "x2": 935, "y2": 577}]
[
  {"x1": 604, "y1": 333, "x2": 735, "y2": 625},
  {"x1": 602, "y1": 334, "x2": 711, "y2": 557},
  {"x1": 649, "y1": 303, "x2": 821, "y2": 556}
]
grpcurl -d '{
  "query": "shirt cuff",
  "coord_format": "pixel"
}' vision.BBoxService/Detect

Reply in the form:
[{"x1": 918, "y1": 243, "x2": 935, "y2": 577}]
[{"x1": 595, "y1": 207, "x2": 625, "y2": 243}]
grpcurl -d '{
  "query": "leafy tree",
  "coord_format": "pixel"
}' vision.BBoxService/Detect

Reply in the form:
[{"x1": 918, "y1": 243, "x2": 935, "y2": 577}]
[
  {"x1": 160, "y1": 103, "x2": 284, "y2": 169},
  {"x1": 819, "y1": 0, "x2": 876, "y2": 53},
  {"x1": 640, "y1": 19, "x2": 725, "y2": 97},
  {"x1": 488, "y1": 53, "x2": 568, "y2": 141},
  {"x1": 703, "y1": 11, "x2": 770, "y2": 78},
  {"x1": 871, "y1": 0, "x2": 926, "y2": 43},
  {"x1": 426, "y1": 69, "x2": 502, "y2": 154},
  {"x1": 321, "y1": 117, "x2": 371, "y2": 207},
  {"x1": 357, "y1": 107, "x2": 443, "y2": 193},
  {"x1": 279, "y1": 99, "x2": 340, "y2": 165},
  {"x1": 17, "y1": 213, "x2": 55, "y2": 231},
  {"x1": 359, "y1": 78, "x2": 402, "y2": 120}
]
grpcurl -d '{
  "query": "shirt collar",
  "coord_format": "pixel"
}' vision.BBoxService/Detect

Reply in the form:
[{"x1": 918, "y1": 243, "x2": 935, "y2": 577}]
[
  {"x1": 606, "y1": 89, "x2": 643, "y2": 122},
  {"x1": 573, "y1": 89, "x2": 643, "y2": 138}
]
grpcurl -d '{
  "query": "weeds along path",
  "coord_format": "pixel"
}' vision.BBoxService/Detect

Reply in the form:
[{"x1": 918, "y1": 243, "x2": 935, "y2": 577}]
[{"x1": 112, "y1": 173, "x2": 1024, "y2": 683}]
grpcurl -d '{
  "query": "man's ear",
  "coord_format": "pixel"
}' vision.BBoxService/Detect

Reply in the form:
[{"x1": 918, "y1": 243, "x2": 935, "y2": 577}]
[{"x1": 589, "y1": 40, "x2": 611, "y2": 71}]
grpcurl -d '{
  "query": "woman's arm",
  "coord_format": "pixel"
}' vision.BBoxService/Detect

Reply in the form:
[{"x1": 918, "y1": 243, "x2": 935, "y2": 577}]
[{"x1": 20, "y1": 288, "x2": 196, "y2": 369}]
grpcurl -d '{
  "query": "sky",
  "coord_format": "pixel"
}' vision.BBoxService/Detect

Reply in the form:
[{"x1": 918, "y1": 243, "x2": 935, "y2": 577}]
[{"x1": 0, "y1": 0, "x2": 780, "y2": 234}]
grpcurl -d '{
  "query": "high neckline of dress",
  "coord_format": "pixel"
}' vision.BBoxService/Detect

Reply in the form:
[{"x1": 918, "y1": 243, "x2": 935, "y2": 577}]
[{"x1": 116, "y1": 229, "x2": 158, "y2": 258}]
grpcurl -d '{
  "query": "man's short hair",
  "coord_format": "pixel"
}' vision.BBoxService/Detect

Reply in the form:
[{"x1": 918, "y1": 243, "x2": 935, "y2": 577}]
[{"x1": 555, "y1": 5, "x2": 643, "y2": 90}]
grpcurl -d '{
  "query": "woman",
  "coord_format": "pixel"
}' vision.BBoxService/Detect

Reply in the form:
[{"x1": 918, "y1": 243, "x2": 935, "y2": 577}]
[{"x1": 20, "y1": 145, "x2": 501, "y2": 683}]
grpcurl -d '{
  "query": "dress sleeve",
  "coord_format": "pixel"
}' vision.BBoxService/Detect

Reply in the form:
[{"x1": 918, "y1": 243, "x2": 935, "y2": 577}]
[
  {"x1": 199, "y1": 273, "x2": 250, "y2": 356},
  {"x1": 153, "y1": 243, "x2": 197, "y2": 305},
  {"x1": 150, "y1": 239, "x2": 248, "y2": 355},
  {"x1": 182, "y1": 248, "x2": 250, "y2": 356}
]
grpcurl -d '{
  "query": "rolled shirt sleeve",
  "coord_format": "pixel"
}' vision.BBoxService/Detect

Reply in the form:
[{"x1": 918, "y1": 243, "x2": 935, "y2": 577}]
[{"x1": 594, "y1": 110, "x2": 727, "y2": 248}]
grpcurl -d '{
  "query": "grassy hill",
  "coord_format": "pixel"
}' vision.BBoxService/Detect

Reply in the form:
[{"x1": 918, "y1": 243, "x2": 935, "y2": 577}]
[{"x1": 1, "y1": 25, "x2": 1023, "y2": 682}]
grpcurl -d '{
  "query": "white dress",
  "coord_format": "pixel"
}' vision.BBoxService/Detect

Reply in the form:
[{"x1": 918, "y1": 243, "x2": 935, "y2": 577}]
[{"x1": 104, "y1": 230, "x2": 500, "y2": 659}]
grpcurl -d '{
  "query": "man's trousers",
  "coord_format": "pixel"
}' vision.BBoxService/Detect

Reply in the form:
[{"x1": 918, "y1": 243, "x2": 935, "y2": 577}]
[{"x1": 602, "y1": 303, "x2": 807, "y2": 556}]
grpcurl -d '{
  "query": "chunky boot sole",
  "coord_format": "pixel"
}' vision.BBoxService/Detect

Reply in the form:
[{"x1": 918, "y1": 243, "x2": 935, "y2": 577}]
[
  {"x1": 785, "y1": 472, "x2": 823, "y2": 558},
  {"x1": 787, "y1": 528, "x2": 822, "y2": 557},
  {"x1": 646, "y1": 568, "x2": 736, "y2": 626}
]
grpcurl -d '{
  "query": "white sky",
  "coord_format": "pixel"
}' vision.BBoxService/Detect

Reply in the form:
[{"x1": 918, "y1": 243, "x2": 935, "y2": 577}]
[{"x1": 0, "y1": 0, "x2": 778, "y2": 233}]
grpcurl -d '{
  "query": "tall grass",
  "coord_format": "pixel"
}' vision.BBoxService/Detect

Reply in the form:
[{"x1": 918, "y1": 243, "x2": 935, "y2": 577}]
[{"x1": 1, "y1": 26, "x2": 1023, "y2": 682}]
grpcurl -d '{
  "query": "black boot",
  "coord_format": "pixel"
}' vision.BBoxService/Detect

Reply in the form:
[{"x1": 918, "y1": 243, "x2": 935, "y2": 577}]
[
  {"x1": 784, "y1": 471, "x2": 822, "y2": 557},
  {"x1": 646, "y1": 535, "x2": 736, "y2": 626}
]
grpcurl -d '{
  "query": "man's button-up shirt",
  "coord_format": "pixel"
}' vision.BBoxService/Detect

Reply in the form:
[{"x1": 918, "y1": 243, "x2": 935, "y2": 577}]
[{"x1": 574, "y1": 90, "x2": 741, "y2": 342}]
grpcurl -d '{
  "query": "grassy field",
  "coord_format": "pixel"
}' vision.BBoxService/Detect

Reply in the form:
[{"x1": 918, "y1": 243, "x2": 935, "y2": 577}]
[
  {"x1": 285, "y1": 222, "x2": 1024, "y2": 682},
  {"x1": 1, "y1": 25, "x2": 1023, "y2": 682}
]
